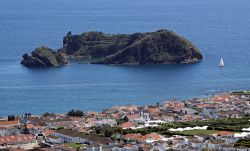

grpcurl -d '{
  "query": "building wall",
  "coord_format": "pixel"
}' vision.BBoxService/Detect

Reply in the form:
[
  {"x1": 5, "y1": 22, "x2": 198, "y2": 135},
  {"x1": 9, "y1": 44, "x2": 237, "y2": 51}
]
[{"x1": 52, "y1": 132, "x2": 87, "y2": 143}]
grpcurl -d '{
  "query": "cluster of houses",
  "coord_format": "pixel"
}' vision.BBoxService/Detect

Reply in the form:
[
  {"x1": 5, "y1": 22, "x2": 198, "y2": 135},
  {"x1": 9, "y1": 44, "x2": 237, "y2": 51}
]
[{"x1": 0, "y1": 92, "x2": 250, "y2": 150}]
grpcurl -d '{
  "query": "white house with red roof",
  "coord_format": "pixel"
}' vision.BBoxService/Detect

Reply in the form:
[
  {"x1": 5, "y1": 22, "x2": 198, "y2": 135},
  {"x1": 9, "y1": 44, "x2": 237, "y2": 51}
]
[
  {"x1": 0, "y1": 119, "x2": 21, "y2": 136},
  {"x1": 120, "y1": 122, "x2": 136, "y2": 129}
]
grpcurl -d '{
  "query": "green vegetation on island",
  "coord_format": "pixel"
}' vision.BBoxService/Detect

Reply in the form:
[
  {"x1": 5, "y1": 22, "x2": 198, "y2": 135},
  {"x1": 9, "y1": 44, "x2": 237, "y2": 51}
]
[{"x1": 21, "y1": 29, "x2": 203, "y2": 67}]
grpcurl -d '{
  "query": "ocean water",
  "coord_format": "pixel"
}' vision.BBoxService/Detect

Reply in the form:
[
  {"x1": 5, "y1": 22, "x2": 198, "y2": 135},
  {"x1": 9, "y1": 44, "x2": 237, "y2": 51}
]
[{"x1": 0, "y1": 0, "x2": 250, "y2": 116}]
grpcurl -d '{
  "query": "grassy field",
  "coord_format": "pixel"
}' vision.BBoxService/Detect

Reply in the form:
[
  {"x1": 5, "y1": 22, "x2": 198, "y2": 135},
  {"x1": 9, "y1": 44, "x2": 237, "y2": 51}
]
[
  {"x1": 122, "y1": 118, "x2": 250, "y2": 137},
  {"x1": 180, "y1": 129, "x2": 219, "y2": 135},
  {"x1": 65, "y1": 143, "x2": 86, "y2": 149}
]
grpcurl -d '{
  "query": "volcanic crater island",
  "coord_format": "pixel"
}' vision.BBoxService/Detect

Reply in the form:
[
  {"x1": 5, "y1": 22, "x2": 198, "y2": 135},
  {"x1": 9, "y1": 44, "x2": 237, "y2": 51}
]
[{"x1": 21, "y1": 29, "x2": 203, "y2": 67}]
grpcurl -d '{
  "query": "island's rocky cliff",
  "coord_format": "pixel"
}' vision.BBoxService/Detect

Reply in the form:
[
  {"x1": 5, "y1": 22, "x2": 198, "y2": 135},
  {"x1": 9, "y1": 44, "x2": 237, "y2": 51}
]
[
  {"x1": 21, "y1": 46, "x2": 68, "y2": 67},
  {"x1": 21, "y1": 29, "x2": 202, "y2": 67},
  {"x1": 62, "y1": 29, "x2": 202, "y2": 64}
]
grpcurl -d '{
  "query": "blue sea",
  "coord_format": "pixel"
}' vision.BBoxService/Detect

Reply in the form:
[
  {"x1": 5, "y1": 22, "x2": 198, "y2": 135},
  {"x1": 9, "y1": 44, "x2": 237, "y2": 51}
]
[{"x1": 0, "y1": 0, "x2": 250, "y2": 116}]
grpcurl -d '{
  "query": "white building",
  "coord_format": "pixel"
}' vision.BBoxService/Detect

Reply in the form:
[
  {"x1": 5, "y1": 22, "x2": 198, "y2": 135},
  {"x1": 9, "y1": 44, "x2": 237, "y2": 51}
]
[{"x1": 51, "y1": 129, "x2": 87, "y2": 143}]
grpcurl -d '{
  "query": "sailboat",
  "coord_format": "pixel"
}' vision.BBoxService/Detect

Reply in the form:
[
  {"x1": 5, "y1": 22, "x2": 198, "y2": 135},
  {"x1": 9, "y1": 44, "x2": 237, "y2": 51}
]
[{"x1": 219, "y1": 57, "x2": 224, "y2": 67}]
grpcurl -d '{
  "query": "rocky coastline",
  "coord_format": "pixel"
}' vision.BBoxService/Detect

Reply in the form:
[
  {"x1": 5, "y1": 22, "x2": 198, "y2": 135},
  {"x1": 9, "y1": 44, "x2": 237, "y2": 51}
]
[{"x1": 20, "y1": 46, "x2": 68, "y2": 67}]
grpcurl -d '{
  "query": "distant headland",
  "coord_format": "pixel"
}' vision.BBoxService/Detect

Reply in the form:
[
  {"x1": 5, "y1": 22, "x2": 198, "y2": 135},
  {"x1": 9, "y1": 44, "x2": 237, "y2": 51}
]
[{"x1": 21, "y1": 29, "x2": 203, "y2": 67}]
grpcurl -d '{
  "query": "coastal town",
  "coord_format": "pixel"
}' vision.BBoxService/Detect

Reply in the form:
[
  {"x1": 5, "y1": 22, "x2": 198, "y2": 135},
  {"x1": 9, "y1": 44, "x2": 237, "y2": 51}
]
[{"x1": 1, "y1": 91, "x2": 250, "y2": 151}]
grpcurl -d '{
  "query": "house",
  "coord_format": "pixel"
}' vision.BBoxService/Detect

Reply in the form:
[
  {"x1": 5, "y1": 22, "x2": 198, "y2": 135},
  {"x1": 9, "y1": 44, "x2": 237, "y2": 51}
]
[
  {"x1": 139, "y1": 144, "x2": 153, "y2": 151},
  {"x1": 172, "y1": 137, "x2": 188, "y2": 149},
  {"x1": 52, "y1": 129, "x2": 114, "y2": 145},
  {"x1": 53, "y1": 144, "x2": 76, "y2": 151},
  {"x1": 234, "y1": 146, "x2": 250, "y2": 151},
  {"x1": 211, "y1": 94, "x2": 231, "y2": 102},
  {"x1": 122, "y1": 114, "x2": 142, "y2": 122},
  {"x1": 112, "y1": 144, "x2": 139, "y2": 151},
  {"x1": 82, "y1": 135, "x2": 115, "y2": 146},
  {"x1": 189, "y1": 140, "x2": 204, "y2": 149},
  {"x1": 86, "y1": 118, "x2": 99, "y2": 127},
  {"x1": 221, "y1": 144, "x2": 235, "y2": 151},
  {"x1": 51, "y1": 129, "x2": 86, "y2": 143},
  {"x1": 0, "y1": 118, "x2": 20, "y2": 127},
  {"x1": 0, "y1": 119, "x2": 21, "y2": 136},
  {"x1": 207, "y1": 140, "x2": 224, "y2": 150},
  {"x1": 203, "y1": 107, "x2": 219, "y2": 119},
  {"x1": 139, "y1": 133, "x2": 164, "y2": 143},
  {"x1": 43, "y1": 129, "x2": 54, "y2": 137},
  {"x1": 123, "y1": 133, "x2": 142, "y2": 141},
  {"x1": 121, "y1": 144, "x2": 139, "y2": 151},
  {"x1": 26, "y1": 124, "x2": 44, "y2": 135},
  {"x1": 243, "y1": 108, "x2": 250, "y2": 115},
  {"x1": 213, "y1": 131, "x2": 234, "y2": 139},
  {"x1": 152, "y1": 141, "x2": 168, "y2": 151},
  {"x1": 0, "y1": 127, "x2": 7, "y2": 136},
  {"x1": 86, "y1": 145, "x2": 103, "y2": 151},
  {"x1": 29, "y1": 117, "x2": 74, "y2": 128},
  {"x1": 0, "y1": 134, "x2": 35, "y2": 146},
  {"x1": 120, "y1": 122, "x2": 136, "y2": 129},
  {"x1": 182, "y1": 114, "x2": 202, "y2": 122},
  {"x1": 44, "y1": 118, "x2": 74, "y2": 128},
  {"x1": 148, "y1": 108, "x2": 160, "y2": 116},
  {"x1": 163, "y1": 101, "x2": 185, "y2": 110},
  {"x1": 162, "y1": 115, "x2": 175, "y2": 122},
  {"x1": 179, "y1": 107, "x2": 197, "y2": 115},
  {"x1": 184, "y1": 146, "x2": 200, "y2": 151},
  {"x1": 111, "y1": 113, "x2": 121, "y2": 119},
  {"x1": 194, "y1": 134, "x2": 214, "y2": 142},
  {"x1": 96, "y1": 119, "x2": 117, "y2": 127},
  {"x1": 46, "y1": 134, "x2": 64, "y2": 144}
]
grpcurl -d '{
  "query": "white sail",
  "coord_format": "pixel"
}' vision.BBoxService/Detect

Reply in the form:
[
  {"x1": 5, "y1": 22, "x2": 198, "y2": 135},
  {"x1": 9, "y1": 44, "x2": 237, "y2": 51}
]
[{"x1": 219, "y1": 58, "x2": 224, "y2": 67}]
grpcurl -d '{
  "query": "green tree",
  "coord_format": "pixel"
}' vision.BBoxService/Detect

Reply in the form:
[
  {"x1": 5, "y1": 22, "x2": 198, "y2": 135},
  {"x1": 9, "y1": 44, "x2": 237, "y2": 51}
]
[
  {"x1": 104, "y1": 128, "x2": 114, "y2": 137},
  {"x1": 67, "y1": 109, "x2": 84, "y2": 117},
  {"x1": 42, "y1": 112, "x2": 55, "y2": 117}
]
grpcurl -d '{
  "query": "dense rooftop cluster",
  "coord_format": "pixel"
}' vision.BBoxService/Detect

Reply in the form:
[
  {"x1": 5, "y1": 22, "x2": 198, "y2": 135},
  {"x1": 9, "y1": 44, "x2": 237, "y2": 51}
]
[{"x1": 1, "y1": 91, "x2": 250, "y2": 150}]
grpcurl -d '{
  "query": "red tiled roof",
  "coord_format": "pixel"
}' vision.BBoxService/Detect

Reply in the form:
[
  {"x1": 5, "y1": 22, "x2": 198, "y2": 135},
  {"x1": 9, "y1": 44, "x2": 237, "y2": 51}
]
[
  {"x1": 149, "y1": 108, "x2": 160, "y2": 114},
  {"x1": 164, "y1": 101, "x2": 184, "y2": 109},
  {"x1": 120, "y1": 122, "x2": 135, "y2": 128},
  {"x1": 123, "y1": 133, "x2": 142, "y2": 140},
  {"x1": 100, "y1": 113, "x2": 108, "y2": 117},
  {"x1": 0, "y1": 134, "x2": 35, "y2": 145},
  {"x1": 44, "y1": 130, "x2": 54, "y2": 136},
  {"x1": 216, "y1": 131, "x2": 234, "y2": 136},
  {"x1": 34, "y1": 125, "x2": 43, "y2": 129},
  {"x1": 211, "y1": 95, "x2": 230, "y2": 102},
  {"x1": 26, "y1": 124, "x2": 34, "y2": 129},
  {"x1": 126, "y1": 114, "x2": 140, "y2": 120},
  {"x1": 111, "y1": 113, "x2": 120, "y2": 118},
  {"x1": 0, "y1": 120, "x2": 20, "y2": 126},
  {"x1": 197, "y1": 104, "x2": 209, "y2": 108},
  {"x1": 139, "y1": 133, "x2": 162, "y2": 142}
]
